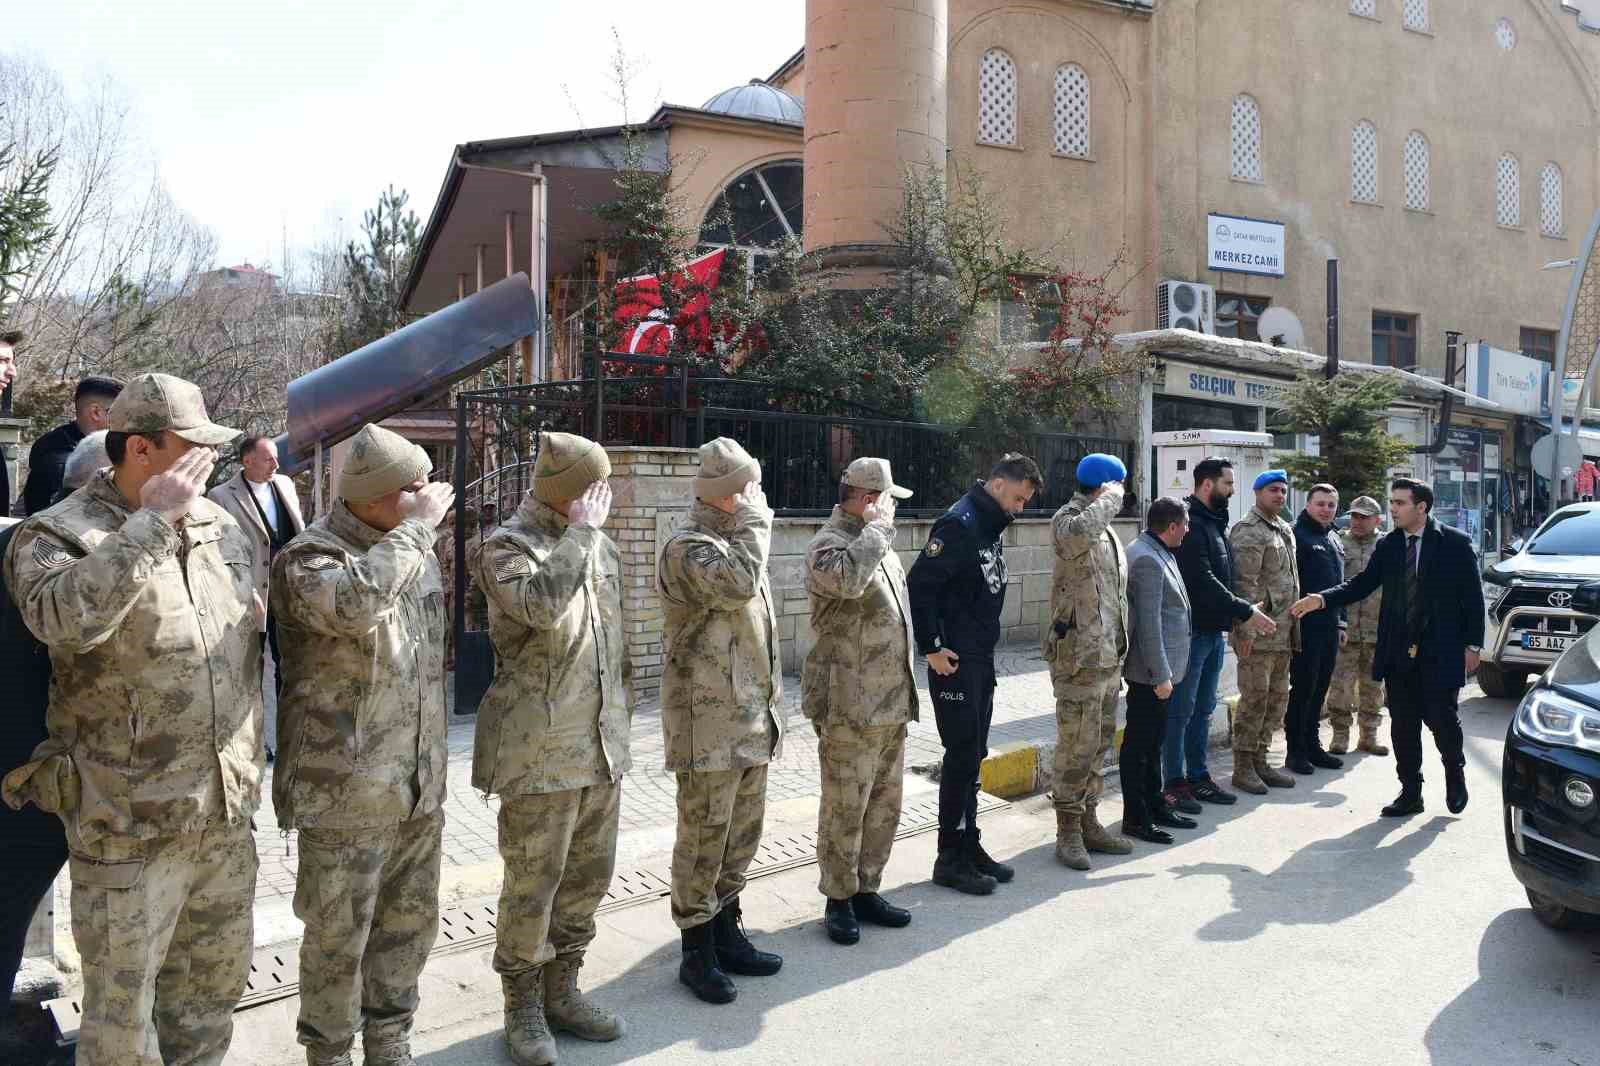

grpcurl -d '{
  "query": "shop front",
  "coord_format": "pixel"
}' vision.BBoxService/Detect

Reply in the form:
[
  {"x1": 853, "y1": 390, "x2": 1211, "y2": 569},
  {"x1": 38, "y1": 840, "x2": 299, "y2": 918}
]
[{"x1": 1433, "y1": 426, "x2": 1505, "y2": 560}]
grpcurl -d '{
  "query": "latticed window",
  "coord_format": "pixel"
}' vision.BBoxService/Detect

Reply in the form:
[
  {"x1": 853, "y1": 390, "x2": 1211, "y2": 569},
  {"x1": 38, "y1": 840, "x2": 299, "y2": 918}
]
[
  {"x1": 978, "y1": 49, "x2": 1018, "y2": 146},
  {"x1": 1231, "y1": 94, "x2": 1262, "y2": 182},
  {"x1": 1541, "y1": 163, "x2": 1564, "y2": 236},
  {"x1": 1351, "y1": 121, "x2": 1378, "y2": 202},
  {"x1": 1052, "y1": 64, "x2": 1090, "y2": 158},
  {"x1": 1402, "y1": 0, "x2": 1429, "y2": 31},
  {"x1": 1403, "y1": 131, "x2": 1430, "y2": 211},
  {"x1": 1349, "y1": 0, "x2": 1377, "y2": 17},
  {"x1": 1495, "y1": 18, "x2": 1517, "y2": 50},
  {"x1": 1496, "y1": 154, "x2": 1521, "y2": 227}
]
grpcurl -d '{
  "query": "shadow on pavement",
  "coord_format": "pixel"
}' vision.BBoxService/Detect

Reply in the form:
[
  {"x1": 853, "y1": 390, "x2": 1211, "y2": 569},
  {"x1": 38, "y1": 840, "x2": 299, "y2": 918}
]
[{"x1": 1423, "y1": 909, "x2": 1600, "y2": 1065}]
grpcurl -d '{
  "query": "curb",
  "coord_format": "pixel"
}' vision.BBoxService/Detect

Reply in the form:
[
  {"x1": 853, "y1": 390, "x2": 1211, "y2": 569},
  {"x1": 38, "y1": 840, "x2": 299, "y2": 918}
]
[{"x1": 978, "y1": 695, "x2": 1241, "y2": 799}]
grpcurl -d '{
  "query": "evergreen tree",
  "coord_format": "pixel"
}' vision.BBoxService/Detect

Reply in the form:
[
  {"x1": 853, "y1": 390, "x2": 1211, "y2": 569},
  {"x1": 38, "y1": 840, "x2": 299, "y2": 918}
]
[
  {"x1": 0, "y1": 132, "x2": 58, "y2": 312},
  {"x1": 1279, "y1": 372, "x2": 1414, "y2": 502},
  {"x1": 327, "y1": 185, "x2": 420, "y2": 357}
]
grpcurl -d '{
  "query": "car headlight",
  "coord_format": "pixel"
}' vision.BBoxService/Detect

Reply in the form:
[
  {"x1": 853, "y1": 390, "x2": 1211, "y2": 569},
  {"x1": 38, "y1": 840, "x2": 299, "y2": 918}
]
[{"x1": 1514, "y1": 687, "x2": 1600, "y2": 755}]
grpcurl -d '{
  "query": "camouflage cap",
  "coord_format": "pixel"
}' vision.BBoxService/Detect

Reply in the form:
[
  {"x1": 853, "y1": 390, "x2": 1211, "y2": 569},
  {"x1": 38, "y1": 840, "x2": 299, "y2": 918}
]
[
  {"x1": 842, "y1": 457, "x2": 913, "y2": 499},
  {"x1": 106, "y1": 372, "x2": 238, "y2": 446},
  {"x1": 1347, "y1": 495, "x2": 1382, "y2": 517}
]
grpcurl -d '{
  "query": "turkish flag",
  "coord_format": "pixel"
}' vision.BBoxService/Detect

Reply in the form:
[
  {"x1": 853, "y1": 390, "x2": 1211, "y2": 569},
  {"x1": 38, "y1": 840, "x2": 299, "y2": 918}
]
[{"x1": 612, "y1": 248, "x2": 726, "y2": 355}]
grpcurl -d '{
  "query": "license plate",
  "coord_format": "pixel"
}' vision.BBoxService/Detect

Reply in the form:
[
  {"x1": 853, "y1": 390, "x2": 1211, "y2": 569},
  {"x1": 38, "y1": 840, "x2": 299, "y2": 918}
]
[{"x1": 1522, "y1": 633, "x2": 1577, "y2": 652}]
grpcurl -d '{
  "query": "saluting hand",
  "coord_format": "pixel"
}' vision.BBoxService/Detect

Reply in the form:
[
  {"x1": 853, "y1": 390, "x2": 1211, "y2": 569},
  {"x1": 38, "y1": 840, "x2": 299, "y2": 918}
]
[
  {"x1": 862, "y1": 494, "x2": 895, "y2": 526},
  {"x1": 400, "y1": 482, "x2": 456, "y2": 528},
  {"x1": 735, "y1": 481, "x2": 771, "y2": 518},
  {"x1": 141, "y1": 447, "x2": 217, "y2": 523},
  {"x1": 569, "y1": 481, "x2": 612, "y2": 529}
]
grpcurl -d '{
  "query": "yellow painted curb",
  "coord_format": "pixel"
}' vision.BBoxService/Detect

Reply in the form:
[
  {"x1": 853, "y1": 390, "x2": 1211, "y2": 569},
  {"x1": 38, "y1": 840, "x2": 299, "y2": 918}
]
[{"x1": 978, "y1": 741, "x2": 1038, "y2": 799}]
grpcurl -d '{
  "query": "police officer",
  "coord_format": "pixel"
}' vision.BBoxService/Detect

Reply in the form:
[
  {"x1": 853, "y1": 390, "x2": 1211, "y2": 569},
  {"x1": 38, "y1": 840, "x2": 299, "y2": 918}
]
[
  {"x1": 1328, "y1": 496, "x2": 1390, "y2": 756},
  {"x1": 271, "y1": 423, "x2": 453, "y2": 1066},
  {"x1": 659, "y1": 438, "x2": 784, "y2": 1005},
  {"x1": 907, "y1": 453, "x2": 1043, "y2": 894},
  {"x1": 3, "y1": 373, "x2": 260, "y2": 1066},
  {"x1": 1284, "y1": 483, "x2": 1347, "y2": 775},
  {"x1": 473, "y1": 432, "x2": 629, "y2": 1065},
  {"x1": 1228, "y1": 470, "x2": 1301, "y2": 794},
  {"x1": 1046, "y1": 454, "x2": 1134, "y2": 870},
  {"x1": 803, "y1": 457, "x2": 919, "y2": 946}
]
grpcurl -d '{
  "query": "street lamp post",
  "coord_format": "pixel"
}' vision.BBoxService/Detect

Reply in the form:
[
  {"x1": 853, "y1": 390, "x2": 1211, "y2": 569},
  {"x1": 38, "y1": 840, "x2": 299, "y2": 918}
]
[{"x1": 1545, "y1": 210, "x2": 1600, "y2": 508}]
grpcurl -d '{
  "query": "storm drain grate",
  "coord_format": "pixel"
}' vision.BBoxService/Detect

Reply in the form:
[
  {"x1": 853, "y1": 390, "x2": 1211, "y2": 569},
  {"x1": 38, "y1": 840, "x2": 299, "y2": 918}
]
[{"x1": 41, "y1": 794, "x2": 1007, "y2": 1044}]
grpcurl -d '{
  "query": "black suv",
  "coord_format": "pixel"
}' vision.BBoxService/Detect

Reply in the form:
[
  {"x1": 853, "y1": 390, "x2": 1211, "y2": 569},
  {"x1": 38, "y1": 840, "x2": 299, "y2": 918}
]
[
  {"x1": 1480, "y1": 503, "x2": 1600, "y2": 699},
  {"x1": 1503, "y1": 625, "x2": 1600, "y2": 930}
]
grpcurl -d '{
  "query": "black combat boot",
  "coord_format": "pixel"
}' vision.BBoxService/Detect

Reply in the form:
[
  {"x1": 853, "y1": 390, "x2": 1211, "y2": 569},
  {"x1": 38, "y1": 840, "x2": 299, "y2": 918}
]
[
  {"x1": 851, "y1": 892, "x2": 912, "y2": 928},
  {"x1": 967, "y1": 828, "x2": 1014, "y2": 883},
  {"x1": 823, "y1": 898, "x2": 859, "y2": 945},
  {"x1": 1444, "y1": 765, "x2": 1469, "y2": 814},
  {"x1": 712, "y1": 897, "x2": 782, "y2": 976},
  {"x1": 1381, "y1": 787, "x2": 1425, "y2": 818},
  {"x1": 932, "y1": 829, "x2": 997, "y2": 895},
  {"x1": 678, "y1": 922, "x2": 736, "y2": 1005}
]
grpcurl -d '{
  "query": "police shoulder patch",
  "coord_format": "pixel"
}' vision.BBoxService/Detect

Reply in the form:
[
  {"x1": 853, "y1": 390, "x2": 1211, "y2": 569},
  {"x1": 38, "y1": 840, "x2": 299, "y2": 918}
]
[
  {"x1": 31, "y1": 538, "x2": 74, "y2": 570},
  {"x1": 924, "y1": 538, "x2": 943, "y2": 557}
]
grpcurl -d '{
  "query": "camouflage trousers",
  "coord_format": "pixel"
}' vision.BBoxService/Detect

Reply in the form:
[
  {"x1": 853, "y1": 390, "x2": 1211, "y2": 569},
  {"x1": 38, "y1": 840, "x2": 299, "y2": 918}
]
[
  {"x1": 1327, "y1": 641, "x2": 1384, "y2": 730},
  {"x1": 1051, "y1": 665, "x2": 1122, "y2": 816},
  {"x1": 293, "y1": 813, "x2": 444, "y2": 1058},
  {"x1": 68, "y1": 819, "x2": 257, "y2": 1066},
  {"x1": 493, "y1": 782, "x2": 621, "y2": 975},
  {"x1": 816, "y1": 721, "x2": 906, "y2": 900},
  {"x1": 671, "y1": 764, "x2": 768, "y2": 930},
  {"x1": 1234, "y1": 649, "x2": 1293, "y2": 755}
]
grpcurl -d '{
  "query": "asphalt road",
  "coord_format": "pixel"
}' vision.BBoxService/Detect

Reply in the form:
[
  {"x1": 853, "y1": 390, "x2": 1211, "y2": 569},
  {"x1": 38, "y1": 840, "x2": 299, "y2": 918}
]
[{"x1": 188, "y1": 691, "x2": 1600, "y2": 1064}]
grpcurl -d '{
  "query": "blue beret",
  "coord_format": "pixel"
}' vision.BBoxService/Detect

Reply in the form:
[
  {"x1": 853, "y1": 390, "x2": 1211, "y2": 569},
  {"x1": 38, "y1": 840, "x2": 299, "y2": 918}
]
[
  {"x1": 1253, "y1": 469, "x2": 1289, "y2": 491},
  {"x1": 1076, "y1": 453, "x2": 1127, "y2": 489}
]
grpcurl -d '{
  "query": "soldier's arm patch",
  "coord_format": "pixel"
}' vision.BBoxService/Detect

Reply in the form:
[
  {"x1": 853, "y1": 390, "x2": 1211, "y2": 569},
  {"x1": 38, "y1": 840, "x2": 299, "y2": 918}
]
[
  {"x1": 493, "y1": 554, "x2": 532, "y2": 583},
  {"x1": 924, "y1": 539, "x2": 943, "y2": 557},
  {"x1": 31, "y1": 538, "x2": 75, "y2": 570},
  {"x1": 300, "y1": 554, "x2": 340, "y2": 572}
]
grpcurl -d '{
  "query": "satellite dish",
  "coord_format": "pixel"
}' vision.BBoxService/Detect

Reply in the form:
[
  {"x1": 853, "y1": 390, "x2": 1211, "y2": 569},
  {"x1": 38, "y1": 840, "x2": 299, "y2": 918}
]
[
  {"x1": 1257, "y1": 307, "x2": 1307, "y2": 349},
  {"x1": 1532, "y1": 432, "x2": 1585, "y2": 477}
]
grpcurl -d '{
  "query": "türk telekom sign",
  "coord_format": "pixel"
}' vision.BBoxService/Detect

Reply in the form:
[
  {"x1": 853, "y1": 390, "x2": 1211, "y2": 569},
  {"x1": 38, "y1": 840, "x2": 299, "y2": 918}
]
[{"x1": 1207, "y1": 213, "x2": 1286, "y2": 278}]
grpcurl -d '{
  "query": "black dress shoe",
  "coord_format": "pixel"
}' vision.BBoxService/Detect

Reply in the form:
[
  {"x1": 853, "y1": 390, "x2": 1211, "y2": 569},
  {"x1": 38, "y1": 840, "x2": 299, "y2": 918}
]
[
  {"x1": 823, "y1": 898, "x2": 859, "y2": 945},
  {"x1": 1286, "y1": 756, "x2": 1315, "y2": 775},
  {"x1": 1151, "y1": 806, "x2": 1199, "y2": 830},
  {"x1": 851, "y1": 892, "x2": 912, "y2": 928},
  {"x1": 1309, "y1": 749, "x2": 1344, "y2": 770},
  {"x1": 1381, "y1": 790, "x2": 1425, "y2": 818},
  {"x1": 1121, "y1": 821, "x2": 1175, "y2": 845},
  {"x1": 1444, "y1": 767, "x2": 1469, "y2": 814}
]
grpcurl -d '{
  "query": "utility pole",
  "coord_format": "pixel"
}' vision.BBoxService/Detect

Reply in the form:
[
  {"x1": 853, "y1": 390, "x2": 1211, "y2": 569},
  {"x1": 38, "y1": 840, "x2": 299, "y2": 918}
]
[{"x1": 1325, "y1": 258, "x2": 1339, "y2": 379}]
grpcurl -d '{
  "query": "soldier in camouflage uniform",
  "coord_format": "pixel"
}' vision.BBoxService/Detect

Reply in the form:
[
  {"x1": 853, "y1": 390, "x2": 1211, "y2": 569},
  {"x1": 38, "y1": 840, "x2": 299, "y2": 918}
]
[
  {"x1": 2, "y1": 373, "x2": 260, "y2": 1066},
  {"x1": 472, "y1": 432, "x2": 630, "y2": 1066},
  {"x1": 1228, "y1": 470, "x2": 1301, "y2": 794},
  {"x1": 803, "y1": 458, "x2": 919, "y2": 946},
  {"x1": 271, "y1": 424, "x2": 453, "y2": 1066},
  {"x1": 658, "y1": 438, "x2": 785, "y2": 1005},
  {"x1": 1329, "y1": 495, "x2": 1390, "y2": 756},
  {"x1": 1046, "y1": 454, "x2": 1133, "y2": 870}
]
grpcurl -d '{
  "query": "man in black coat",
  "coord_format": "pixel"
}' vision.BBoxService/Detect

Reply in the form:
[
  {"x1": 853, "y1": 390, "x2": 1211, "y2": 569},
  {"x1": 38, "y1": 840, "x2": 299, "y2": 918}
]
[
  {"x1": 0, "y1": 331, "x2": 18, "y2": 517},
  {"x1": 20, "y1": 375, "x2": 122, "y2": 516},
  {"x1": 1284, "y1": 484, "x2": 1348, "y2": 775},
  {"x1": 1292, "y1": 478, "x2": 1485, "y2": 817}
]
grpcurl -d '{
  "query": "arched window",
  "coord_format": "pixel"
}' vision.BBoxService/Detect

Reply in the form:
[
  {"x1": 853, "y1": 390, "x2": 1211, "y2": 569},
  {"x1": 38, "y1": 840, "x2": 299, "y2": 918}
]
[
  {"x1": 1541, "y1": 163, "x2": 1564, "y2": 237},
  {"x1": 978, "y1": 49, "x2": 1018, "y2": 147},
  {"x1": 1403, "y1": 131, "x2": 1430, "y2": 211},
  {"x1": 1402, "y1": 0, "x2": 1429, "y2": 31},
  {"x1": 1351, "y1": 120, "x2": 1378, "y2": 203},
  {"x1": 1349, "y1": 0, "x2": 1377, "y2": 17},
  {"x1": 698, "y1": 160, "x2": 803, "y2": 254},
  {"x1": 1231, "y1": 94, "x2": 1262, "y2": 181},
  {"x1": 1052, "y1": 64, "x2": 1090, "y2": 158},
  {"x1": 1496, "y1": 154, "x2": 1521, "y2": 227}
]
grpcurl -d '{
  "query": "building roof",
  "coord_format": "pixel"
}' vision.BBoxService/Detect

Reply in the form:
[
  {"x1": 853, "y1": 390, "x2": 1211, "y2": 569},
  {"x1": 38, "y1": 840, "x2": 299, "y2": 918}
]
[{"x1": 700, "y1": 80, "x2": 803, "y2": 125}]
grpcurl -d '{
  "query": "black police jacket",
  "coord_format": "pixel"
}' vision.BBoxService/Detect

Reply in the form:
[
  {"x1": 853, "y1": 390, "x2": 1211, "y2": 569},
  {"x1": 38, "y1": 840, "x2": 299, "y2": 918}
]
[
  {"x1": 1175, "y1": 493, "x2": 1255, "y2": 634},
  {"x1": 1293, "y1": 509, "x2": 1346, "y2": 634},
  {"x1": 907, "y1": 482, "x2": 1012, "y2": 661},
  {"x1": 22, "y1": 421, "x2": 84, "y2": 517}
]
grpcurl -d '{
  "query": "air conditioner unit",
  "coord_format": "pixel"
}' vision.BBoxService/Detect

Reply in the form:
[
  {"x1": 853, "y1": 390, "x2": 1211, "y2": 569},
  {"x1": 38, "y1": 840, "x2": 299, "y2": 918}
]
[{"x1": 1156, "y1": 280, "x2": 1216, "y2": 334}]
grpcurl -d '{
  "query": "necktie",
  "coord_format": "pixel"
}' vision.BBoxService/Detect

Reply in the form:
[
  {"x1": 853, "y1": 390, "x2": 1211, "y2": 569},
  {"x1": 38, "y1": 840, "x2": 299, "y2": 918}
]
[{"x1": 1405, "y1": 535, "x2": 1422, "y2": 642}]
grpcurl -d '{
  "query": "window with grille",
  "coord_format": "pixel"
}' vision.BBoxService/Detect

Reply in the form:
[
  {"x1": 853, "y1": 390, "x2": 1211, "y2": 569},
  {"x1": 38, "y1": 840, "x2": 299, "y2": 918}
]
[
  {"x1": 1052, "y1": 64, "x2": 1090, "y2": 158},
  {"x1": 1402, "y1": 0, "x2": 1429, "y2": 31},
  {"x1": 1495, "y1": 18, "x2": 1516, "y2": 50},
  {"x1": 1351, "y1": 121, "x2": 1378, "y2": 202},
  {"x1": 1541, "y1": 163, "x2": 1564, "y2": 236},
  {"x1": 1521, "y1": 327, "x2": 1557, "y2": 365},
  {"x1": 1403, "y1": 131, "x2": 1430, "y2": 211},
  {"x1": 1496, "y1": 154, "x2": 1521, "y2": 227},
  {"x1": 1349, "y1": 0, "x2": 1377, "y2": 17},
  {"x1": 1373, "y1": 312, "x2": 1418, "y2": 368},
  {"x1": 1231, "y1": 94, "x2": 1262, "y2": 182},
  {"x1": 978, "y1": 49, "x2": 1018, "y2": 147},
  {"x1": 1216, "y1": 294, "x2": 1271, "y2": 342}
]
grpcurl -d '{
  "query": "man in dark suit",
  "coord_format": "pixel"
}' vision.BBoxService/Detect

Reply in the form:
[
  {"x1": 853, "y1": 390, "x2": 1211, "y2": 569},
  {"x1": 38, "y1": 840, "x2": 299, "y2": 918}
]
[
  {"x1": 1291, "y1": 478, "x2": 1484, "y2": 817},
  {"x1": 21, "y1": 375, "x2": 123, "y2": 516},
  {"x1": 0, "y1": 331, "x2": 18, "y2": 517}
]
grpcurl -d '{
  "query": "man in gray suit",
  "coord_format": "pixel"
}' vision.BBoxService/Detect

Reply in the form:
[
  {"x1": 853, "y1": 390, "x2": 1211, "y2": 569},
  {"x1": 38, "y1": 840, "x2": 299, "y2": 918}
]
[{"x1": 1120, "y1": 497, "x2": 1196, "y2": 845}]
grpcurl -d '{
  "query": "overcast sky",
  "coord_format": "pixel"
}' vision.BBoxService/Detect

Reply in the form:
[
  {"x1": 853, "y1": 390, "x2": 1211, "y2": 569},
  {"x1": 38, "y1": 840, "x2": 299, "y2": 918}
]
[{"x1": 11, "y1": 0, "x2": 806, "y2": 266}]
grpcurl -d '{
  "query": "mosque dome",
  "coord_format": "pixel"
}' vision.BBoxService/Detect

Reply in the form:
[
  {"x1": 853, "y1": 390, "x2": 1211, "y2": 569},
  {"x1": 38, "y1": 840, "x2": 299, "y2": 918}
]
[{"x1": 701, "y1": 80, "x2": 804, "y2": 125}]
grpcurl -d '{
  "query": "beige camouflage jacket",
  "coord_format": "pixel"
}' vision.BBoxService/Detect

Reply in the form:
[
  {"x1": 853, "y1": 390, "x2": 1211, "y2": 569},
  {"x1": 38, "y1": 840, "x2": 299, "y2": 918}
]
[
  {"x1": 1229, "y1": 506, "x2": 1301, "y2": 652},
  {"x1": 471, "y1": 496, "x2": 632, "y2": 797},
  {"x1": 2, "y1": 471, "x2": 263, "y2": 851},
  {"x1": 1337, "y1": 529, "x2": 1382, "y2": 642},
  {"x1": 270, "y1": 502, "x2": 448, "y2": 829},
  {"x1": 658, "y1": 499, "x2": 784, "y2": 772},
  {"x1": 1045, "y1": 484, "x2": 1129, "y2": 673},
  {"x1": 801, "y1": 507, "x2": 919, "y2": 731}
]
